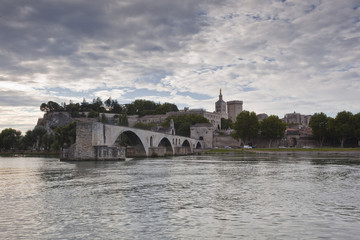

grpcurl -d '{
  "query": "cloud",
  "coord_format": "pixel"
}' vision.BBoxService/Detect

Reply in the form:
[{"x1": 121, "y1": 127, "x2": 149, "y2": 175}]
[{"x1": 0, "y1": 0, "x2": 359, "y2": 132}]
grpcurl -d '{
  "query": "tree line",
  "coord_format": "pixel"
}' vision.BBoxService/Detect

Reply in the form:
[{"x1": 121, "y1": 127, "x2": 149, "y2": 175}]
[
  {"x1": 0, "y1": 122, "x2": 76, "y2": 152},
  {"x1": 309, "y1": 111, "x2": 360, "y2": 148},
  {"x1": 232, "y1": 111, "x2": 287, "y2": 147},
  {"x1": 40, "y1": 98, "x2": 179, "y2": 117},
  {"x1": 231, "y1": 110, "x2": 360, "y2": 148}
]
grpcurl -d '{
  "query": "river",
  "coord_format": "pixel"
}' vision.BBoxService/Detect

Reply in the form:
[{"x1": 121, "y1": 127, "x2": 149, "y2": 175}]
[{"x1": 1, "y1": 153, "x2": 360, "y2": 239}]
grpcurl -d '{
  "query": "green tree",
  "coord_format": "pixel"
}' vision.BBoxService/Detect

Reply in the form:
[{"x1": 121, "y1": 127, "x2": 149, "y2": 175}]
[
  {"x1": 309, "y1": 112, "x2": 329, "y2": 147},
  {"x1": 32, "y1": 126, "x2": 47, "y2": 150},
  {"x1": 118, "y1": 113, "x2": 129, "y2": 126},
  {"x1": 88, "y1": 110, "x2": 99, "y2": 118},
  {"x1": 100, "y1": 113, "x2": 108, "y2": 124},
  {"x1": 47, "y1": 101, "x2": 63, "y2": 112},
  {"x1": 92, "y1": 97, "x2": 105, "y2": 112},
  {"x1": 233, "y1": 111, "x2": 259, "y2": 145},
  {"x1": 40, "y1": 103, "x2": 50, "y2": 113},
  {"x1": 155, "y1": 102, "x2": 178, "y2": 114},
  {"x1": 41, "y1": 133, "x2": 55, "y2": 151},
  {"x1": 260, "y1": 115, "x2": 286, "y2": 148},
  {"x1": 111, "y1": 99, "x2": 123, "y2": 113},
  {"x1": 125, "y1": 99, "x2": 177, "y2": 116},
  {"x1": 104, "y1": 97, "x2": 112, "y2": 109},
  {"x1": 0, "y1": 128, "x2": 22, "y2": 150},
  {"x1": 354, "y1": 113, "x2": 360, "y2": 146},
  {"x1": 20, "y1": 130, "x2": 36, "y2": 150},
  {"x1": 80, "y1": 100, "x2": 92, "y2": 112},
  {"x1": 65, "y1": 103, "x2": 80, "y2": 117},
  {"x1": 331, "y1": 111, "x2": 354, "y2": 148},
  {"x1": 54, "y1": 122, "x2": 77, "y2": 149},
  {"x1": 221, "y1": 118, "x2": 233, "y2": 130}
]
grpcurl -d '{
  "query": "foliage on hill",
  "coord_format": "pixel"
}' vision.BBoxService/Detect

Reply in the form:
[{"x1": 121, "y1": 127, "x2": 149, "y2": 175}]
[{"x1": 39, "y1": 98, "x2": 178, "y2": 117}]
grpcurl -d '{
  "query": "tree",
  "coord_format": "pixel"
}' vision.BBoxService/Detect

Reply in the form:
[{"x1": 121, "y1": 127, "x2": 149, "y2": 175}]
[
  {"x1": 41, "y1": 133, "x2": 55, "y2": 151},
  {"x1": 48, "y1": 101, "x2": 62, "y2": 112},
  {"x1": 260, "y1": 115, "x2": 286, "y2": 148},
  {"x1": 354, "y1": 113, "x2": 360, "y2": 146},
  {"x1": 88, "y1": 110, "x2": 99, "y2": 118},
  {"x1": 125, "y1": 99, "x2": 178, "y2": 116},
  {"x1": 100, "y1": 113, "x2": 108, "y2": 124},
  {"x1": 118, "y1": 113, "x2": 129, "y2": 126},
  {"x1": 104, "y1": 97, "x2": 112, "y2": 109},
  {"x1": 80, "y1": 100, "x2": 92, "y2": 112},
  {"x1": 20, "y1": 130, "x2": 36, "y2": 150},
  {"x1": 40, "y1": 103, "x2": 50, "y2": 113},
  {"x1": 65, "y1": 102, "x2": 80, "y2": 117},
  {"x1": 111, "y1": 99, "x2": 123, "y2": 113},
  {"x1": 155, "y1": 102, "x2": 178, "y2": 114},
  {"x1": 309, "y1": 112, "x2": 329, "y2": 147},
  {"x1": 0, "y1": 128, "x2": 22, "y2": 150},
  {"x1": 233, "y1": 111, "x2": 259, "y2": 145},
  {"x1": 54, "y1": 122, "x2": 77, "y2": 149},
  {"x1": 331, "y1": 111, "x2": 354, "y2": 148},
  {"x1": 221, "y1": 118, "x2": 233, "y2": 130},
  {"x1": 32, "y1": 126, "x2": 47, "y2": 150},
  {"x1": 92, "y1": 97, "x2": 105, "y2": 112}
]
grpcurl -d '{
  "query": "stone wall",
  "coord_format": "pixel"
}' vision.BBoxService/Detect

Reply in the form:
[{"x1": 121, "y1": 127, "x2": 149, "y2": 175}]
[
  {"x1": 175, "y1": 146, "x2": 191, "y2": 155},
  {"x1": 94, "y1": 145, "x2": 125, "y2": 160},
  {"x1": 190, "y1": 124, "x2": 214, "y2": 149},
  {"x1": 213, "y1": 135, "x2": 240, "y2": 148},
  {"x1": 74, "y1": 121, "x2": 95, "y2": 160},
  {"x1": 148, "y1": 147, "x2": 166, "y2": 157}
]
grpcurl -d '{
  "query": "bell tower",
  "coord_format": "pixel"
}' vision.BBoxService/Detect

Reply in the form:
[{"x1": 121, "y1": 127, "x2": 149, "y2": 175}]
[{"x1": 215, "y1": 89, "x2": 228, "y2": 119}]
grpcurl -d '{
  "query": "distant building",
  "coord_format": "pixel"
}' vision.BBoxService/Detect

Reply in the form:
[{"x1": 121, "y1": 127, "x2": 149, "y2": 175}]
[
  {"x1": 215, "y1": 89, "x2": 228, "y2": 119},
  {"x1": 257, "y1": 113, "x2": 268, "y2": 121},
  {"x1": 190, "y1": 123, "x2": 214, "y2": 149},
  {"x1": 283, "y1": 112, "x2": 311, "y2": 127},
  {"x1": 215, "y1": 89, "x2": 243, "y2": 123},
  {"x1": 227, "y1": 100, "x2": 243, "y2": 123}
]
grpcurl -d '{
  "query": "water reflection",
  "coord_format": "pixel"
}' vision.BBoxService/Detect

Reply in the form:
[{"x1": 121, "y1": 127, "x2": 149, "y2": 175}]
[{"x1": 1, "y1": 154, "x2": 360, "y2": 239}]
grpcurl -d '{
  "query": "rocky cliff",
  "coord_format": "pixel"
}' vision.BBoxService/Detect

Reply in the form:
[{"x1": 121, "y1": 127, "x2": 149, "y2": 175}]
[{"x1": 38, "y1": 112, "x2": 75, "y2": 133}]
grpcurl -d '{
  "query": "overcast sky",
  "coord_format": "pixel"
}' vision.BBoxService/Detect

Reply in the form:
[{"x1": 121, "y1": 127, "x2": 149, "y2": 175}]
[{"x1": 1, "y1": 0, "x2": 359, "y2": 133}]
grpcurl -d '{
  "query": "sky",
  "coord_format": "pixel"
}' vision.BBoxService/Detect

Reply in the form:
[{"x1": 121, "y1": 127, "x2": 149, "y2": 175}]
[{"x1": 0, "y1": 0, "x2": 359, "y2": 133}]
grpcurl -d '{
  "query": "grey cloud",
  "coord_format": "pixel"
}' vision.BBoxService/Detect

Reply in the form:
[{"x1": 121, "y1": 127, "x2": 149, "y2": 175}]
[{"x1": 0, "y1": 90, "x2": 42, "y2": 106}]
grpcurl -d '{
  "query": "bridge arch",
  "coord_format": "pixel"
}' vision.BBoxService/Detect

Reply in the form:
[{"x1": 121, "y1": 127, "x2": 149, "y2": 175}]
[
  {"x1": 182, "y1": 139, "x2": 192, "y2": 154},
  {"x1": 196, "y1": 142, "x2": 202, "y2": 149},
  {"x1": 158, "y1": 137, "x2": 174, "y2": 155},
  {"x1": 116, "y1": 130, "x2": 147, "y2": 157}
]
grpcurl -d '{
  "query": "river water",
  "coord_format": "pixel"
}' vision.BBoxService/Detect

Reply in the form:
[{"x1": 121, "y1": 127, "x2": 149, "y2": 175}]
[{"x1": 1, "y1": 153, "x2": 360, "y2": 239}]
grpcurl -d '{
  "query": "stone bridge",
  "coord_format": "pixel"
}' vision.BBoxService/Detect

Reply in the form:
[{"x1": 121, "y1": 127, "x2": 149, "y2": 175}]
[{"x1": 61, "y1": 121, "x2": 204, "y2": 160}]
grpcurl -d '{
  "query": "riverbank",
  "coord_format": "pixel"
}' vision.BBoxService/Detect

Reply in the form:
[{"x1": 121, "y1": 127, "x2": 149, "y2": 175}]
[
  {"x1": 0, "y1": 151, "x2": 60, "y2": 158},
  {"x1": 206, "y1": 148, "x2": 360, "y2": 155}
]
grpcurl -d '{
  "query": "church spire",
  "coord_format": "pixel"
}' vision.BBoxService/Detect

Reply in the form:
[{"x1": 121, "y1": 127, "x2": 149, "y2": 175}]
[{"x1": 219, "y1": 88, "x2": 223, "y2": 101}]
